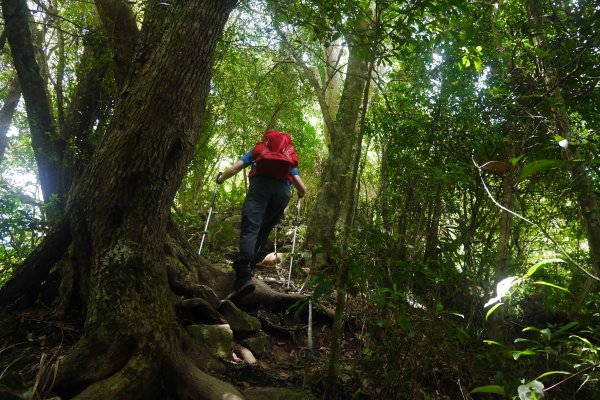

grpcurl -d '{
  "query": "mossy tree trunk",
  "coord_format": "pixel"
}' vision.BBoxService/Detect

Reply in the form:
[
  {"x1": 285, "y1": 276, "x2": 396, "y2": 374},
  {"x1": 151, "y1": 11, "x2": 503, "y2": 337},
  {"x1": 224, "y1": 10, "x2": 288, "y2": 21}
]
[
  {"x1": 57, "y1": 1, "x2": 239, "y2": 398},
  {"x1": 0, "y1": 0, "x2": 261, "y2": 398}
]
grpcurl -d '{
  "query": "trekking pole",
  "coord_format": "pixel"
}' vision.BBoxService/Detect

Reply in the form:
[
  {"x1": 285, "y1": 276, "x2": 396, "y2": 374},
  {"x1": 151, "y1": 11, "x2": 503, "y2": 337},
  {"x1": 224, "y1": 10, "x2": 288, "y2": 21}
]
[
  {"x1": 198, "y1": 172, "x2": 222, "y2": 256},
  {"x1": 274, "y1": 224, "x2": 279, "y2": 268},
  {"x1": 286, "y1": 197, "x2": 302, "y2": 289},
  {"x1": 307, "y1": 298, "x2": 313, "y2": 351}
]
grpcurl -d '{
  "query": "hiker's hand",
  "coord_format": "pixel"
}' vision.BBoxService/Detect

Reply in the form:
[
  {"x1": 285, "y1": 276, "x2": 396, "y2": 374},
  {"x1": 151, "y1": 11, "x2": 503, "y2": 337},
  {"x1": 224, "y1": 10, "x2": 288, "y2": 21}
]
[{"x1": 216, "y1": 172, "x2": 224, "y2": 184}]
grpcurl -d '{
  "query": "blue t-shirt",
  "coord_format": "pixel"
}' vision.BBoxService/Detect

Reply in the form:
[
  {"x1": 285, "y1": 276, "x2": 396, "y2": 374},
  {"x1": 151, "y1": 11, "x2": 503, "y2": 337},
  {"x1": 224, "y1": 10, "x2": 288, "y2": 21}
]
[{"x1": 241, "y1": 149, "x2": 298, "y2": 186}]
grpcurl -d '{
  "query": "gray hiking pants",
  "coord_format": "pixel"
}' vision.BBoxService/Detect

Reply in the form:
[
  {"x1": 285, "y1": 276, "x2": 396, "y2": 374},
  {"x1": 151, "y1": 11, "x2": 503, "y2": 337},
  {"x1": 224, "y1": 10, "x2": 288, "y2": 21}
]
[{"x1": 234, "y1": 176, "x2": 292, "y2": 276}]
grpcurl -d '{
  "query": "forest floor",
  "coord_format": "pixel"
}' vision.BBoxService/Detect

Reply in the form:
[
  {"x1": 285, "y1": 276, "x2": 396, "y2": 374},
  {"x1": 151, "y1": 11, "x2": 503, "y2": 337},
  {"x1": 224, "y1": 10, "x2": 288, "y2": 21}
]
[
  {"x1": 215, "y1": 255, "x2": 370, "y2": 399},
  {"x1": 0, "y1": 258, "x2": 369, "y2": 400}
]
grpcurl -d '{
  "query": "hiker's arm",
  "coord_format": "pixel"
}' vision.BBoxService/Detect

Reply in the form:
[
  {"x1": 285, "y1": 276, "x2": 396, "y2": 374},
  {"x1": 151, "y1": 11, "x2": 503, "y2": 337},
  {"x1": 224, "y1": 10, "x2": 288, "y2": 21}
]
[
  {"x1": 292, "y1": 175, "x2": 307, "y2": 197},
  {"x1": 217, "y1": 160, "x2": 246, "y2": 183}
]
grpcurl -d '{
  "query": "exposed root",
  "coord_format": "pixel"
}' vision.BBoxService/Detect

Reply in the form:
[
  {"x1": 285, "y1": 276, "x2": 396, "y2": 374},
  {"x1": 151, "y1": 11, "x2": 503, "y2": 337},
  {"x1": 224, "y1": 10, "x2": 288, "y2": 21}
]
[
  {"x1": 240, "y1": 280, "x2": 310, "y2": 313},
  {"x1": 54, "y1": 329, "x2": 133, "y2": 397},
  {"x1": 164, "y1": 353, "x2": 245, "y2": 400},
  {"x1": 0, "y1": 218, "x2": 72, "y2": 308},
  {"x1": 175, "y1": 297, "x2": 227, "y2": 325},
  {"x1": 70, "y1": 350, "x2": 162, "y2": 400}
]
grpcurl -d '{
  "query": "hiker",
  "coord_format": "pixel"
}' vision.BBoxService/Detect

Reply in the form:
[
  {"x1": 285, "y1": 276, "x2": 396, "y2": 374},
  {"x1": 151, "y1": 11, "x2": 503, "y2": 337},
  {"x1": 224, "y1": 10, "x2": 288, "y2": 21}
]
[{"x1": 217, "y1": 130, "x2": 307, "y2": 300}]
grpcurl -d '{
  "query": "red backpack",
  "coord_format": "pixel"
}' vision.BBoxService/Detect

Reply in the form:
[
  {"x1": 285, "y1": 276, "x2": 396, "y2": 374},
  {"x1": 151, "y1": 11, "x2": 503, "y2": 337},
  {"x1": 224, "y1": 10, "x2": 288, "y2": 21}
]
[{"x1": 250, "y1": 130, "x2": 298, "y2": 181}]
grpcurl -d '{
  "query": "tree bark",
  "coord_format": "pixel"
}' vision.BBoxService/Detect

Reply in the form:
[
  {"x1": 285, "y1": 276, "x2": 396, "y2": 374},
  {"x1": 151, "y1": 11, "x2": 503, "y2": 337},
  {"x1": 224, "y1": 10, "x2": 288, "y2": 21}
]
[
  {"x1": 305, "y1": 25, "x2": 371, "y2": 254},
  {"x1": 423, "y1": 181, "x2": 443, "y2": 267},
  {"x1": 60, "y1": 34, "x2": 112, "y2": 191},
  {"x1": 94, "y1": 0, "x2": 139, "y2": 90},
  {"x1": 526, "y1": 0, "x2": 600, "y2": 313},
  {"x1": 1, "y1": 0, "x2": 64, "y2": 204},
  {"x1": 322, "y1": 38, "x2": 344, "y2": 149},
  {"x1": 0, "y1": 73, "x2": 21, "y2": 164}
]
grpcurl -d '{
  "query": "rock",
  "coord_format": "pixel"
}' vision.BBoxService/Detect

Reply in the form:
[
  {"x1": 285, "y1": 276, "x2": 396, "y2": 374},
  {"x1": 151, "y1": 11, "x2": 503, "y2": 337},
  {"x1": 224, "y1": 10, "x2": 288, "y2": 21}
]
[
  {"x1": 243, "y1": 387, "x2": 317, "y2": 400},
  {"x1": 256, "y1": 252, "x2": 287, "y2": 268},
  {"x1": 186, "y1": 324, "x2": 233, "y2": 359},
  {"x1": 241, "y1": 335, "x2": 268, "y2": 356},
  {"x1": 219, "y1": 301, "x2": 262, "y2": 333}
]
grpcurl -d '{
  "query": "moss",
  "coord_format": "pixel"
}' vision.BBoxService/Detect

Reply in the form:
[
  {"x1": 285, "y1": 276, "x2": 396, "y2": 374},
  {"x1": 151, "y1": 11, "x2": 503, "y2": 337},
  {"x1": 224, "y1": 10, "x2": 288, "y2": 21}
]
[{"x1": 100, "y1": 242, "x2": 135, "y2": 269}]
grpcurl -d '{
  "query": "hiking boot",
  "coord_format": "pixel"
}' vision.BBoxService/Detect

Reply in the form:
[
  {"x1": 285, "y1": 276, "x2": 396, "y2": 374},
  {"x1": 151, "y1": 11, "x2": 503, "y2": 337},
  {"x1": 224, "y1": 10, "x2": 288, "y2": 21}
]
[{"x1": 227, "y1": 274, "x2": 256, "y2": 302}]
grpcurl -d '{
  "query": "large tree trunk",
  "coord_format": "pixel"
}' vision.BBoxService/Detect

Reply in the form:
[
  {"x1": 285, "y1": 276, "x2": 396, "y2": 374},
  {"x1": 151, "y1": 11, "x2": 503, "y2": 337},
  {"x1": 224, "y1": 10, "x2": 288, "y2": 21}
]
[
  {"x1": 526, "y1": 0, "x2": 600, "y2": 313},
  {"x1": 57, "y1": 1, "x2": 238, "y2": 397},
  {"x1": 0, "y1": 1, "x2": 246, "y2": 398}
]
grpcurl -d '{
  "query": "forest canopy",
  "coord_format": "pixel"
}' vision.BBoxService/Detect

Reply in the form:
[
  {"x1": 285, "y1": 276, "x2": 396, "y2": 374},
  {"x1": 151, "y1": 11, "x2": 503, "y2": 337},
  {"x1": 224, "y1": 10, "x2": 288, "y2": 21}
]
[{"x1": 1, "y1": 0, "x2": 599, "y2": 399}]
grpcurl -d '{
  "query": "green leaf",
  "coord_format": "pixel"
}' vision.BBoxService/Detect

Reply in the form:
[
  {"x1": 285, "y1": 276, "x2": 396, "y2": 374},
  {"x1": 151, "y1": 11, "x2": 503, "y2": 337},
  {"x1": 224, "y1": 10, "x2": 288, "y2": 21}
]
[
  {"x1": 483, "y1": 340, "x2": 505, "y2": 347},
  {"x1": 512, "y1": 349, "x2": 537, "y2": 360},
  {"x1": 553, "y1": 322, "x2": 579, "y2": 336},
  {"x1": 524, "y1": 258, "x2": 565, "y2": 278},
  {"x1": 569, "y1": 334, "x2": 592, "y2": 346},
  {"x1": 470, "y1": 385, "x2": 506, "y2": 396},
  {"x1": 535, "y1": 370, "x2": 571, "y2": 380},
  {"x1": 486, "y1": 303, "x2": 503, "y2": 320},
  {"x1": 520, "y1": 159, "x2": 566, "y2": 179},
  {"x1": 474, "y1": 58, "x2": 483, "y2": 73},
  {"x1": 533, "y1": 281, "x2": 572, "y2": 294},
  {"x1": 509, "y1": 155, "x2": 524, "y2": 166}
]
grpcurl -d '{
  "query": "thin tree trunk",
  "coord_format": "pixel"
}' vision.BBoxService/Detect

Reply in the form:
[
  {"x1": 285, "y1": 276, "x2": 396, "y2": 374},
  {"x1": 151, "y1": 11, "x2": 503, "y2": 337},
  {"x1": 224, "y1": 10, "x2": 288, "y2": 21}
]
[
  {"x1": 0, "y1": 73, "x2": 21, "y2": 164},
  {"x1": 2, "y1": 0, "x2": 64, "y2": 204},
  {"x1": 424, "y1": 181, "x2": 443, "y2": 267},
  {"x1": 397, "y1": 185, "x2": 414, "y2": 262},
  {"x1": 327, "y1": 6, "x2": 378, "y2": 391},
  {"x1": 94, "y1": 0, "x2": 139, "y2": 90},
  {"x1": 60, "y1": 34, "x2": 111, "y2": 192},
  {"x1": 526, "y1": 0, "x2": 600, "y2": 314},
  {"x1": 489, "y1": 167, "x2": 516, "y2": 340},
  {"x1": 323, "y1": 38, "x2": 344, "y2": 149}
]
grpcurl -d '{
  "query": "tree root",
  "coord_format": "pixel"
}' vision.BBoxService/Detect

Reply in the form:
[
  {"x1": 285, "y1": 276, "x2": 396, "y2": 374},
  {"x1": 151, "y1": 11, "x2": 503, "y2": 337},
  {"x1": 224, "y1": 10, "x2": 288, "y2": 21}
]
[
  {"x1": 54, "y1": 329, "x2": 133, "y2": 396},
  {"x1": 164, "y1": 354, "x2": 245, "y2": 400},
  {"x1": 240, "y1": 280, "x2": 309, "y2": 312},
  {"x1": 175, "y1": 297, "x2": 227, "y2": 325},
  {"x1": 0, "y1": 218, "x2": 71, "y2": 308},
  {"x1": 70, "y1": 350, "x2": 162, "y2": 400}
]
